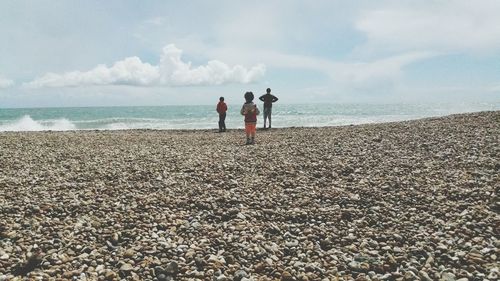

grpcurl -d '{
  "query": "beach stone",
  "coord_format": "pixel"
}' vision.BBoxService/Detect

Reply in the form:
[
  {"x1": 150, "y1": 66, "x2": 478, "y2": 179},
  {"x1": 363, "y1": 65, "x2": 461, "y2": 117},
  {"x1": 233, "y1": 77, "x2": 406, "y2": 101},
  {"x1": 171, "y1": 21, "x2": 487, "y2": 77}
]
[
  {"x1": 354, "y1": 274, "x2": 369, "y2": 281},
  {"x1": 255, "y1": 262, "x2": 266, "y2": 273},
  {"x1": 120, "y1": 263, "x2": 134, "y2": 272},
  {"x1": 111, "y1": 233, "x2": 120, "y2": 245},
  {"x1": 124, "y1": 249, "x2": 135, "y2": 258},
  {"x1": 297, "y1": 273, "x2": 309, "y2": 281},
  {"x1": 155, "y1": 266, "x2": 166, "y2": 276},
  {"x1": 281, "y1": 271, "x2": 295, "y2": 281},
  {"x1": 418, "y1": 270, "x2": 432, "y2": 281},
  {"x1": 104, "y1": 270, "x2": 117, "y2": 280},
  {"x1": 194, "y1": 257, "x2": 205, "y2": 269},
  {"x1": 62, "y1": 270, "x2": 78, "y2": 278},
  {"x1": 216, "y1": 275, "x2": 230, "y2": 281},
  {"x1": 157, "y1": 273, "x2": 171, "y2": 281},
  {"x1": 404, "y1": 271, "x2": 418, "y2": 280},
  {"x1": 95, "y1": 264, "x2": 105, "y2": 273},
  {"x1": 0, "y1": 111, "x2": 498, "y2": 280},
  {"x1": 487, "y1": 271, "x2": 498, "y2": 280},
  {"x1": 349, "y1": 261, "x2": 361, "y2": 271},
  {"x1": 234, "y1": 270, "x2": 248, "y2": 281},
  {"x1": 166, "y1": 261, "x2": 179, "y2": 276},
  {"x1": 440, "y1": 272, "x2": 456, "y2": 281}
]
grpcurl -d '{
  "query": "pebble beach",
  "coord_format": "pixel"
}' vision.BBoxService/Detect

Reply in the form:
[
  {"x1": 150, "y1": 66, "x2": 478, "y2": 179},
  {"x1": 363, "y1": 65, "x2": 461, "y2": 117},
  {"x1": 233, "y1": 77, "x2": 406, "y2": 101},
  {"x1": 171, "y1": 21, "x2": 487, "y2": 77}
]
[{"x1": 0, "y1": 111, "x2": 499, "y2": 280}]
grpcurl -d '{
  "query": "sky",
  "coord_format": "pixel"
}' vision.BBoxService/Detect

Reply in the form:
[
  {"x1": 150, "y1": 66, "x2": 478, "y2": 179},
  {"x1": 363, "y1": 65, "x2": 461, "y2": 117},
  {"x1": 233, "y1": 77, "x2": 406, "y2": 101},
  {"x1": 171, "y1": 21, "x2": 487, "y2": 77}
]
[{"x1": 0, "y1": 0, "x2": 499, "y2": 108}]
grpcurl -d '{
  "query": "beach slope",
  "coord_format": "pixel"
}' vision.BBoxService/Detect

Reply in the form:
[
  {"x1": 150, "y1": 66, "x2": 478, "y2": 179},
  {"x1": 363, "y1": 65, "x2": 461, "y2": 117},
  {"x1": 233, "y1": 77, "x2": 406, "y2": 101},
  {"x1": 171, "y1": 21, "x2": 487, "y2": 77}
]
[{"x1": 0, "y1": 111, "x2": 498, "y2": 280}]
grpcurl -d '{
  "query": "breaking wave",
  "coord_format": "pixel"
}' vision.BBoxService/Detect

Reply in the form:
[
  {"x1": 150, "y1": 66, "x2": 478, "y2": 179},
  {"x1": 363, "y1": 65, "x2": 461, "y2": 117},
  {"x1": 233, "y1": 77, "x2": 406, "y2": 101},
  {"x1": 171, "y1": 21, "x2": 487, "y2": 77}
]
[
  {"x1": 1, "y1": 103, "x2": 498, "y2": 132},
  {"x1": 0, "y1": 115, "x2": 77, "y2": 132}
]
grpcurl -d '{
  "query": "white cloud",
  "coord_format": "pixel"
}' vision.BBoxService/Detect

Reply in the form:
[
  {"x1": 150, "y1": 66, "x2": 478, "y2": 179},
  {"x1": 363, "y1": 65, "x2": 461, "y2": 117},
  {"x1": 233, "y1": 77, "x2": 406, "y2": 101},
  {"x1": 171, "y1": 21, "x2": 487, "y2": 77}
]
[
  {"x1": 331, "y1": 52, "x2": 436, "y2": 84},
  {"x1": 26, "y1": 57, "x2": 159, "y2": 88},
  {"x1": 356, "y1": 0, "x2": 500, "y2": 54},
  {"x1": 0, "y1": 76, "x2": 14, "y2": 88},
  {"x1": 25, "y1": 44, "x2": 266, "y2": 88},
  {"x1": 159, "y1": 45, "x2": 265, "y2": 86},
  {"x1": 226, "y1": 49, "x2": 434, "y2": 83},
  {"x1": 207, "y1": 46, "x2": 435, "y2": 87}
]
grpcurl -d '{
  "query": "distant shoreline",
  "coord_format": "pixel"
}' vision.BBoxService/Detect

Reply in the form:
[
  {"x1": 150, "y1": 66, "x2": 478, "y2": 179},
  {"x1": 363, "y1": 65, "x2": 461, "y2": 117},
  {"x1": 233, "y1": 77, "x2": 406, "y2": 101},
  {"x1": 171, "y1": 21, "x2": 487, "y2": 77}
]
[{"x1": 0, "y1": 110, "x2": 498, "y2": 133}]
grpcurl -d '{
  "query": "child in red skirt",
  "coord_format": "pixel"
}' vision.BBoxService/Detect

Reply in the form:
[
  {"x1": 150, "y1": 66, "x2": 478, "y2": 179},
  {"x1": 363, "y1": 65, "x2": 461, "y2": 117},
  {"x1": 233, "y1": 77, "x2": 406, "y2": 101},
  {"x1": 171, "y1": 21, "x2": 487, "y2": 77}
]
[{"x1": 240, "y1": 91, "x2": 260, "y2": 145}]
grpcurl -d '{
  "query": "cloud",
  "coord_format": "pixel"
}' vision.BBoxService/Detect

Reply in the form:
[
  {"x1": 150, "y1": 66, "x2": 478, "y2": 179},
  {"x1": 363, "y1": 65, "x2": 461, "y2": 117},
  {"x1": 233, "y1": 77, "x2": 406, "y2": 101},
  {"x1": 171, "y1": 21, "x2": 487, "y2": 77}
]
[
  {"x1": 25, "y1": 57, "x2": 159, "y2": 88},
  {"x1": 356, "y1": 0, "x2": 500, "y2": 54},
  {"x1": 234, "y1": 49, "x2": 434, "y2": 82},
  {"x1": 331, "y1": 52, "x2": 436, "y2": 84},
  {"x1": 159, "y1": 45, "x2": 265, "y2": 86},
  {"x1": 25, "y1": 44, "x2": 266, "y2": 88},
  {"x1": 207, "y1": 46, "x2": 435, "y2": 88},
  {"x1": 0, "y1": 76, "x2": 14, "y2": 88}
]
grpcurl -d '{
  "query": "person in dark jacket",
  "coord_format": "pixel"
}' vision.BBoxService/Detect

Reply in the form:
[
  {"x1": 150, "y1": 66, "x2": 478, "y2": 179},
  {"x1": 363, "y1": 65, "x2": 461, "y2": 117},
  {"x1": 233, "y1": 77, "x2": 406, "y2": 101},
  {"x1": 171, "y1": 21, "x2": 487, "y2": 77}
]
[
  {"x1": 216, "y1": 97, "x2": 227, "y2": 132},
  {"x1": 259, "y1": 88, "x2": 278, "y2": 129}
]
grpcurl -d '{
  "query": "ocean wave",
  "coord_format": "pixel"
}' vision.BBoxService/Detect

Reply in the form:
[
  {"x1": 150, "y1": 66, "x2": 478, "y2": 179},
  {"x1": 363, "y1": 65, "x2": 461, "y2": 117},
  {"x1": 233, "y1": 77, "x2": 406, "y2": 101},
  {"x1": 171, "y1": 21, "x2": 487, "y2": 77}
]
[
  {"x1": 74, "y1": 117, "x2": 166, "y2": 124},
  {"x1": 0, "y1": 114, "x2": 427, "y2": 131},
  {"x1": 0, "y1": 115, "x2": 77, "y2": 132},
  {"x1": 1, "y1": 102, "x2": 497, "y2": 132}
]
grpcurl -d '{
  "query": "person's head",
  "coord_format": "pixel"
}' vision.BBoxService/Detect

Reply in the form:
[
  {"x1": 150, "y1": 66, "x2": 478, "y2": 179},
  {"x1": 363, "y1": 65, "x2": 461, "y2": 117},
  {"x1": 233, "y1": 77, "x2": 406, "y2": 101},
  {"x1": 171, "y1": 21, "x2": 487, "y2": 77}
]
[
  {"x1": 219, "y1": 97, "x2": 224, "y2": 102},
  {"x1": 266, "y1": 88, "x2": 271, "y2": 93},
  {"x1": 244, "y1": 91, "x2": 254, "y2": 102}
]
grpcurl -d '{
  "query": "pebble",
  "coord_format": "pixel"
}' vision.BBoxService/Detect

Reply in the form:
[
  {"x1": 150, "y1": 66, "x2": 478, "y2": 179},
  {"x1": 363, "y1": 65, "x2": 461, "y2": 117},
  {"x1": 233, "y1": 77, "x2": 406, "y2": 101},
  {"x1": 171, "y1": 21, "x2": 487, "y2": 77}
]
[
  {"x1": 234, "y1": 270, "x2": 248, "y2": 281},
  {"x1": 120, "y1": 263, "x2": 134, "y2": 272},
  {"x1": 0, "y1": 112, "x2": 498, "y2": 280},
  {"x1": 124, "y1": 249, "x2": 135, "y2": 258},
  {"x1": 166, "y1": 261, "x2": 179, "y2": 275}
]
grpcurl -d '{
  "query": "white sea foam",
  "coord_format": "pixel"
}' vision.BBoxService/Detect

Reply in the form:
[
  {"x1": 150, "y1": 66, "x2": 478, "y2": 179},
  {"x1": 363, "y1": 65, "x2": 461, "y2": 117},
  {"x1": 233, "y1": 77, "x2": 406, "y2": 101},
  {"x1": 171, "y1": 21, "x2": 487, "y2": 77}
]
[
  {"x1": 105, "y1": 123, "x2": 131, "y2": 130},
  {"x1": 0, "y1": 115, "x2": 77, "y2": 132},
  {"x1": 0, "y1": 103, "x2": 497, "y2": 132}
]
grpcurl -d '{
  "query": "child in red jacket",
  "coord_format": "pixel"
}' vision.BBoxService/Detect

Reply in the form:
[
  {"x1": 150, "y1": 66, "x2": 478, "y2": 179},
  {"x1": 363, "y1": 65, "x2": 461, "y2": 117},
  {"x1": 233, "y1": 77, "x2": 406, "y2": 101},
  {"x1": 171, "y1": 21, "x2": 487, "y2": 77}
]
[
  {"x1": 216, "y1": 97, "x2": 227, "y2": 132},
  {"x1": 240, "y1": 91, "x2": 260, "y2": 145}
]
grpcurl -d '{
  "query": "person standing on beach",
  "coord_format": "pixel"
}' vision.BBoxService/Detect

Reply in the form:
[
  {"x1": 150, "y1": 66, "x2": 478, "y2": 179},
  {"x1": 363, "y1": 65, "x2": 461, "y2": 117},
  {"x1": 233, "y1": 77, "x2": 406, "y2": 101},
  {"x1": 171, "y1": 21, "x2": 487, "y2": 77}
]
[
  {"x1": 259, "y1": 88, "x2": 278, "y2": 129},
  {"x1": 240, "y1": 91, "x2": 260, "y2": 145},
  {"x1": 216, "y1": 97, "x2": 227, "y2": 132}
]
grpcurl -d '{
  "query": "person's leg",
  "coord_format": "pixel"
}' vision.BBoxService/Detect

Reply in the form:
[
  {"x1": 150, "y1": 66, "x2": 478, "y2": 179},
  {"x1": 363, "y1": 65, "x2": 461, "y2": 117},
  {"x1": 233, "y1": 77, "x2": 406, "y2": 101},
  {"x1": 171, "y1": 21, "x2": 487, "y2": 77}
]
[
  {"x1": 263, "y1": 111, "x2": 268, "y2": 128},
  {"x1": 245, "y1": 123, "x2": 251, "y2": 144},
  {"x1": 267, "y1": 108, "x2": 272, "y2": 128},
  {"x1": 218, "y1": 115, "x2": 223, "y2": 132},
  {"x1": 250, "y1": 124, "x2": 256, "y2": 144},
  {"x1": 221, "y1": 113, "x2": 226, "y2": 131}
]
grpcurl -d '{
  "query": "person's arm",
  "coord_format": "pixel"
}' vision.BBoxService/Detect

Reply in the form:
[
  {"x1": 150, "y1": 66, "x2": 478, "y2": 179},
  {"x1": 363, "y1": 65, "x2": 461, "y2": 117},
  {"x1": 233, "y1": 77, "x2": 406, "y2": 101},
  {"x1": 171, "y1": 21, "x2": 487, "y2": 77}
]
[
  {"x1": 223, "y1": 103, "x2": 227, "y2": 112},
  {"x1": 255, "y1": 105, "x2": 260, "y2": 115},
  {"x1": 240, "y1": 105, "x2": 246, "y2": 115},
  {"x1": 259, "y1": 95, "x2": 265, "y2": 102},
  {"x1": 272, "y1": 95, "x2": 278, "y2": 102}
]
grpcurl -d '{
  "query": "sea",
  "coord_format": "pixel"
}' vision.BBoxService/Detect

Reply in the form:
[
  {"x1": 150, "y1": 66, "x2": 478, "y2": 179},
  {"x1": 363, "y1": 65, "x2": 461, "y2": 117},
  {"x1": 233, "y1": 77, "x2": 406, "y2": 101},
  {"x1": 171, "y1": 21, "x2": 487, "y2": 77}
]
[{"x1": 0, "y1": 102, "x2": 499, "y2": 132}]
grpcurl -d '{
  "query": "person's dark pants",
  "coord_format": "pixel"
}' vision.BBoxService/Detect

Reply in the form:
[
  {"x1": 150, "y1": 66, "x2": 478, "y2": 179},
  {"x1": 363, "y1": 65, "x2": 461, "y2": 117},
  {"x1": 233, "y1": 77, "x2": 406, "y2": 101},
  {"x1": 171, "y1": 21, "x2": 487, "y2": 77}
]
[
  {"x1": 218, "y1": 113, "x2": 226, "y2": 132},
  {"x1": 263, "y1": 107, "x2": 272, "y2": 128}
]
